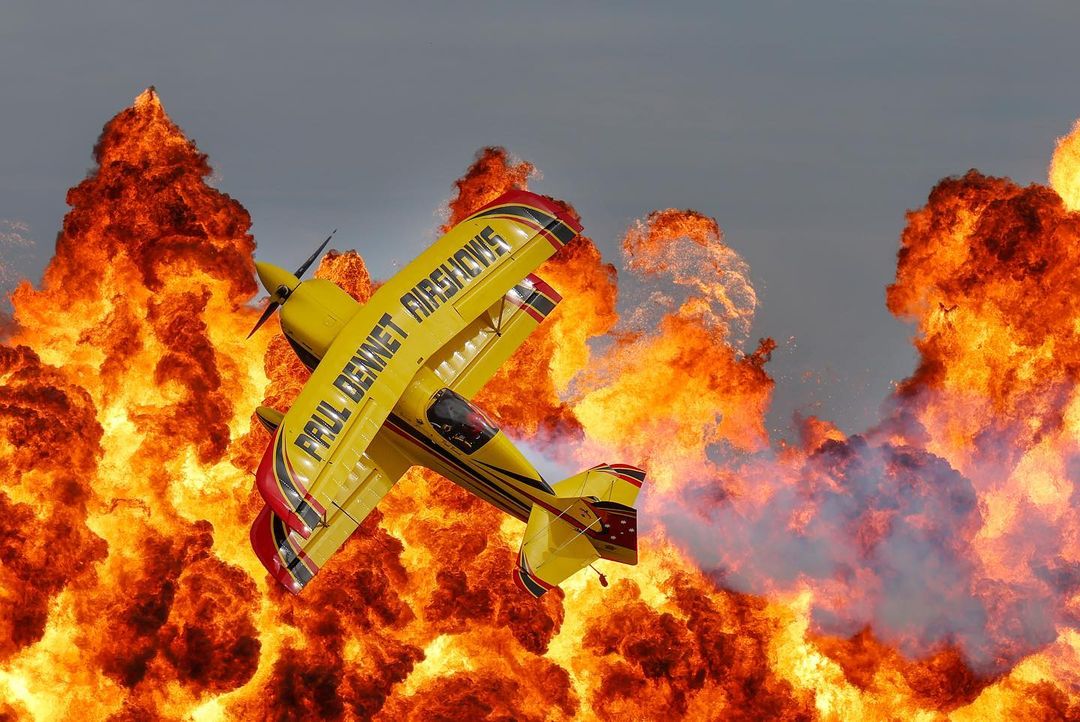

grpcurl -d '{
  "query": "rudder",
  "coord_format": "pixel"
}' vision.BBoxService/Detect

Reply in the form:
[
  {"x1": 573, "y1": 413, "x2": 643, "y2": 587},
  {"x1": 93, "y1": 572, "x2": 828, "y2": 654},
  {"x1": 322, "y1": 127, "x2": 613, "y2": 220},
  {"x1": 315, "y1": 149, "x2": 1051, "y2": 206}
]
[{"x1": 587, "y1": 500, "x2": 638, "y2": 565}]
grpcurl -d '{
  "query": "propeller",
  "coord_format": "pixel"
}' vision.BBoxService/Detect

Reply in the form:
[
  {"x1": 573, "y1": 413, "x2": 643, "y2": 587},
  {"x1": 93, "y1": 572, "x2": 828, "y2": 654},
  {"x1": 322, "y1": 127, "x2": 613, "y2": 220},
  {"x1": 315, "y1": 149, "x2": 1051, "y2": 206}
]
[
  {"x1": 294, "y1": 228, "x2": 337, "y2": 278},
  {"x1": 247, "y1": 229, "x2": 337, "y2": 339},
  {"x1": 247, "y1": 299, "x2": 281, "y2": 339}
]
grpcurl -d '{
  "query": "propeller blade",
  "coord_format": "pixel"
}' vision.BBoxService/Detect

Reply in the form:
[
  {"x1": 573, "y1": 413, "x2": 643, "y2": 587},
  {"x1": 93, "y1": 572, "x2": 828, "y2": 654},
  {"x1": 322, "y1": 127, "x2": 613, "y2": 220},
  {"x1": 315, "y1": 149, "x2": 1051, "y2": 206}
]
[
  {"x1": 247, "y1": 301, "x2": 280, "y2": 339},
  {"x1": 293, "y1": 228, "x2": 337, "y2": 278}
]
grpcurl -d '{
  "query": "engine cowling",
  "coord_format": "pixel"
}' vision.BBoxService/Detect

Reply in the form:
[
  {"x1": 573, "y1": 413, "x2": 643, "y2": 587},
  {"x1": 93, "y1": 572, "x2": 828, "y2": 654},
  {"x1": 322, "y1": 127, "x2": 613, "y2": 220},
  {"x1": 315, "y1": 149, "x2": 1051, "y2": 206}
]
[{"x1": 278, "y1": 278, "x2": 360, "y2": 370}]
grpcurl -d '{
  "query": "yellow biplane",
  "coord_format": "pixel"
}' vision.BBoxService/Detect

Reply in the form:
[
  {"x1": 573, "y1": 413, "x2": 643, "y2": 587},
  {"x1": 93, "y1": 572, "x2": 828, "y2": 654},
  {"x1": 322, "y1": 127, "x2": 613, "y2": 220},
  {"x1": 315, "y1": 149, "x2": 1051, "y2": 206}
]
[{"x1": 248, "y1": 191, "x2": 645, "y2": 596}]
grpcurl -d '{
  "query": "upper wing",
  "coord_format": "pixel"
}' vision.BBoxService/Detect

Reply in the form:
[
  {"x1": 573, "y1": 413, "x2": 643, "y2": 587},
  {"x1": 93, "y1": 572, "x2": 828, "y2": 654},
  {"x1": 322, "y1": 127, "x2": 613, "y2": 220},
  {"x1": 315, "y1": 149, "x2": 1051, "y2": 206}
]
[
  {"x1": 251, "y1": 429, "x2": 409, "y2": 592},
  {"x1": 256, "y1": 191, "x2": 582, "y2": 537},
  {"x1": 424, "y1": 273, "x2": 561, "y2": 398}
]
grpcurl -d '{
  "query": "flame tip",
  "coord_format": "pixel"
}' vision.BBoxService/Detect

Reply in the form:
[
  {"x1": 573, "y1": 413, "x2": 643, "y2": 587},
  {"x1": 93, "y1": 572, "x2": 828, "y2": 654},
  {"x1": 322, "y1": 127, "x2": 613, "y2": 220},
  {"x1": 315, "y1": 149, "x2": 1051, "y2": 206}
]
[{"x1": 133, "y1": 86, "x2": 161, "y2": 108}]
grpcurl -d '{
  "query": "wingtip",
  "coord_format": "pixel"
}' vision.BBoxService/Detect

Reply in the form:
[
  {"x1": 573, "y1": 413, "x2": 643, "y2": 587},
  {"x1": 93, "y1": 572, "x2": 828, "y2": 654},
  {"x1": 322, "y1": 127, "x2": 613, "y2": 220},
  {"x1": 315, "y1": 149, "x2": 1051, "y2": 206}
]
[
  {"x1": 250, "y1": 505, "x2": 315, "y2": 594},
  {"x1": 254, "y1": 432, "x2": 319, "y2": 539}
]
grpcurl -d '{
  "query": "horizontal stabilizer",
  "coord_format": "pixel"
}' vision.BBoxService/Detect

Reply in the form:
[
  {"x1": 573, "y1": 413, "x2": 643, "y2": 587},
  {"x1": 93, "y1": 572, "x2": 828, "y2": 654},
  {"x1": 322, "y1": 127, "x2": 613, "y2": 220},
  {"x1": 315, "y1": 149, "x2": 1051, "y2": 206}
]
[{"x1": 514, "y1": 504, "x2": 599, "y2": 597}]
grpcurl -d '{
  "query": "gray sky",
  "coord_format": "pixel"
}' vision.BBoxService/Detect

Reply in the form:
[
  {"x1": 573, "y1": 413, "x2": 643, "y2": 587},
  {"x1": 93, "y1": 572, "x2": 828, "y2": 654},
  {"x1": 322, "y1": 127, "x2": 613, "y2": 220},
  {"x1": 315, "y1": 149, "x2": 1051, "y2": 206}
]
[{"x1": 2, "y1": 1, "x2": 1078, "y2": 434}]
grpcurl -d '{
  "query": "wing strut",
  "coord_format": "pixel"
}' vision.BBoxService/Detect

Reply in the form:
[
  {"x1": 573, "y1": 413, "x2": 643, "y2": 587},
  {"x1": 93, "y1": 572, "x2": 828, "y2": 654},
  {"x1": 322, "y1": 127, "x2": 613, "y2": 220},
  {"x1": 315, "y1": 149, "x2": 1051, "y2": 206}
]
[
  {"x1": 492, "y1": 295, "x2": 507, "y2": 336},
  {"x1": 332, "y1": 499, "x2": 360, "y2": 525},
  {"x1": 520, "y1": 501, "x2": 579, "y2": 548}
]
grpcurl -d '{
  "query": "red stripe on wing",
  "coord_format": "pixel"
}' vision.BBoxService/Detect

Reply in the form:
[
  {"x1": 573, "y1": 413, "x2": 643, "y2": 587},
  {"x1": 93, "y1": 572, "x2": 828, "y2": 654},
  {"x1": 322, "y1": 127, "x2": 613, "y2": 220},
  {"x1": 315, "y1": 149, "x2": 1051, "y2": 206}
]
[
  {"x1": 250, "y1": 506, "x2": 304, "y2": 594},
  {"x1": 525, "y1": 273, "x2": 563, "y2": 303},
  {"x1": 470, "y1": 190, "x2": 584, "y2": 234}
]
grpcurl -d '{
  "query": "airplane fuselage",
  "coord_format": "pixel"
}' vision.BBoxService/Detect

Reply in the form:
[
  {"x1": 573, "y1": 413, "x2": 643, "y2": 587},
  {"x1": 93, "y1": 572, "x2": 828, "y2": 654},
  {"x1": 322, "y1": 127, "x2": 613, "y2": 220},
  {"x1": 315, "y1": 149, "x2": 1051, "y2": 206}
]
[
  {"x1": 273, "y1": 280, "x2": 574, "y2": 529},
  {"x1": 384, "y1": 366, "x2": 553, "y2": 524}
]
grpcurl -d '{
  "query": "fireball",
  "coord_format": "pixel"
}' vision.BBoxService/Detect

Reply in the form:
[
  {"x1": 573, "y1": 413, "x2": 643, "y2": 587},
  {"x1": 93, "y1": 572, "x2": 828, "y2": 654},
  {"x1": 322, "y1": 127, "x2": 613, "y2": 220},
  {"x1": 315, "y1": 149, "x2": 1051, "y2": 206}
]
[{"x1": 0, "y1": 89, "x2": 1076, "y2": 721}]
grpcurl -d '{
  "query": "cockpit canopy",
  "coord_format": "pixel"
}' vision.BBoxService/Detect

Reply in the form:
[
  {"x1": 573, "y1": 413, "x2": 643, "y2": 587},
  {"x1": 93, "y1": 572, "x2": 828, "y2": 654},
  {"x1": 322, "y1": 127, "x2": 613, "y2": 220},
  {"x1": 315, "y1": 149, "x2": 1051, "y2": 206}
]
[{"x1": 426, "y1": 388, "x2": 497, "y2": 454}]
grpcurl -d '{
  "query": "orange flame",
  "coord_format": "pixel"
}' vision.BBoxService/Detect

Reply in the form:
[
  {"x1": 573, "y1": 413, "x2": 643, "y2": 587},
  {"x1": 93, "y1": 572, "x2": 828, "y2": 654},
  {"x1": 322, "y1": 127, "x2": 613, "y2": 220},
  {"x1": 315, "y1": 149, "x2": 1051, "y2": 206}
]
[
  {"x1": 1051, "y1": 119, "x2": 1080, "y2": 212},
  {"x1": 0, "y1": 90, "x2": 1077, "y2": 721}
]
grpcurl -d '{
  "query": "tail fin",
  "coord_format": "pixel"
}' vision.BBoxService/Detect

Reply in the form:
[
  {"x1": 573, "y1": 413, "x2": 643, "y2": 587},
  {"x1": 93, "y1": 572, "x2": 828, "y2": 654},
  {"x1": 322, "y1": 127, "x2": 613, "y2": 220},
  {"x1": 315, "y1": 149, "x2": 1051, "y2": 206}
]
[
  {"x1": 513, "y1": 463, "x2": 645, "y2": 597},
  {"x1": 553, "y1": 462, "x2": 644, "y2": 564}
]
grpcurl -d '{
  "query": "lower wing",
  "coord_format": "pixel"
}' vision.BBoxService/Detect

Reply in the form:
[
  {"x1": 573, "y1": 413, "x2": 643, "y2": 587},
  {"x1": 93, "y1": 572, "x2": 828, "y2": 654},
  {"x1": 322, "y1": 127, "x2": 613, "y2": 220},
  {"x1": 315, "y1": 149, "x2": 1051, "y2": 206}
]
[{"x1": 251, "y1": 431, "x2": 408, "y2": 593}]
